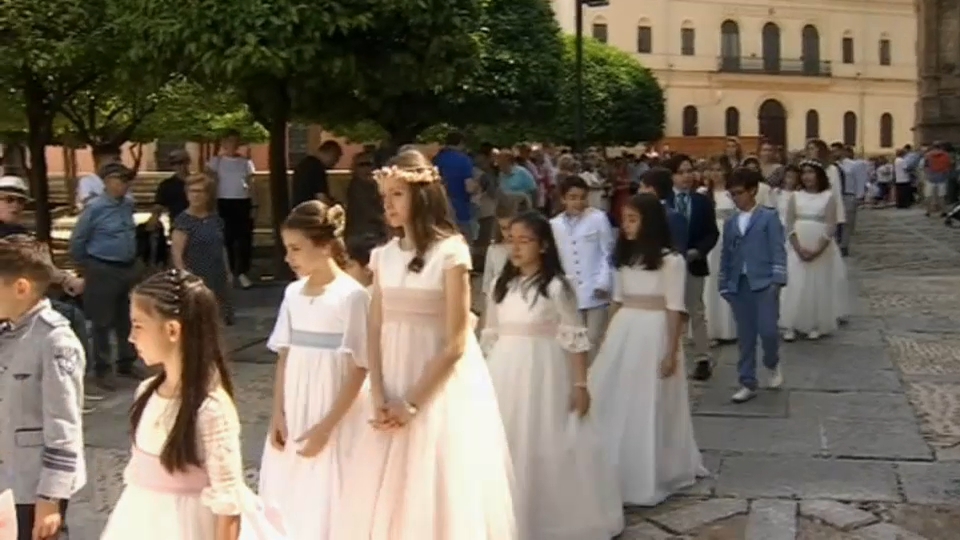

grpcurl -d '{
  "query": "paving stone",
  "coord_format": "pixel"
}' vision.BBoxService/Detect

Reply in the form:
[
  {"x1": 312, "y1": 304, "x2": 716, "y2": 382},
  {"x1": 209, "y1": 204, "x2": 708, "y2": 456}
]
[
  {"x1": 693, "y1": 385, "x2": 789, "y2": 418},
  {"x1": 619, "y1": 521, "x2": 674, "y2": 540},
  {"x1": 905, "y1": 381, "x2": 960, "y2": 448},
  {"x1": 648, "y1": 498, "x2": 748, "y2": 533},
  {"x1": 934, "y1": 445, "x2": 960, "y2": 461},
  {"x1": 692, "y1": 416, "x2": 822, "y2": 455},
  {"x1": 799, "y1": 500, "x2": 879, "y2": 530},
  {"x1": 853, "y1": 522, "x2": 929, "y2": 540},
  {"x1": 823, "y1": 418, "x2": 933, "y2": 460},
  {"x1": 711, "y1": 355, "x2": 901, "y2": 392},
  {"x1": 789, "y1": 391, "x2": 917, "y2": 421},
  {"x1": 715, "y1": 457, "x2": 900, "y2": 501},
  {"x1": 745, "y1": 499, "x2": 796, "y2": 540},
  {"x1": 897, "y1": 462, "x2": 960, "y2": 504},
  {"x1": 780, "y1": 343, "x2": 894, "y2": 371}
]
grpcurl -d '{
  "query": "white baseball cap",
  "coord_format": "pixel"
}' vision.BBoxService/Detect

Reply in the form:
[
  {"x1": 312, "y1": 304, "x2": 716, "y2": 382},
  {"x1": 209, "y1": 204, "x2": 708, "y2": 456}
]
[{"x1": 0, "y1": 176, "x2": 30, "y2": 200}]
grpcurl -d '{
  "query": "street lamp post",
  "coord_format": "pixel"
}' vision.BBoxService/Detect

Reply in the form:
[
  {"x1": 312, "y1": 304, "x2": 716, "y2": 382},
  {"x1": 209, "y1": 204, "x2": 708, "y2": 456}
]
[{"x1": 575, "y1": 0, "x2": 609, "y2": 154}]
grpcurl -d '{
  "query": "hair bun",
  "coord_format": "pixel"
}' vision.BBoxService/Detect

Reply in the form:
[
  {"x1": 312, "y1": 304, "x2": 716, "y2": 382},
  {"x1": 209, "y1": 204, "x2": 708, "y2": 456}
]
[{"x1": 326, "y1": 204, "x2": 346, "y2": 237}]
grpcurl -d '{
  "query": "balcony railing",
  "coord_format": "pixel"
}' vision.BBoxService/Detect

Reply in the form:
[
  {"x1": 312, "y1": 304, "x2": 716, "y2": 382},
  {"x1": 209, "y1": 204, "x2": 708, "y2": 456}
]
[{"x1": 716, "y1": 56, "x2": 832, "y2": 77}]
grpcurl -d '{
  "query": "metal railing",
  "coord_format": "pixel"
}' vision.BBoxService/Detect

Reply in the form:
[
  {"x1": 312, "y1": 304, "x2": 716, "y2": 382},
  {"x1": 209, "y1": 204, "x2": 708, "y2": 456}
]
[{"x1": 717, "y1": 56, "x2": 832, "y2": 77}]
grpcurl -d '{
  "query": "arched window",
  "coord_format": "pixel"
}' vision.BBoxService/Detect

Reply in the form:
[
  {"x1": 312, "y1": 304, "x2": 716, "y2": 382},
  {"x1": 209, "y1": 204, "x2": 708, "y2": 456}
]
[
  {"x1": 682, "y1": 106, "x2": 699, "y2": 136},
  {"x1": 879, "y1": 113, "x2": 894, "y2": 148},
  {"x1": 720, "y1": 20, "x2": 740, "y2": 70},
  {"x1": 762, "y1": 22, "x2": 781, "y2": 72},
  {"x1": 805, "y1": 110, "x2": 820, "y2": 140},
  {"x1": 843, "y1": 111, "x2": 857, "y2": 146},
  {"x1": 724, "y1": 107, "x2": 740, "y2": 136},
  {"x1": 801, "y1": 25, "x2": 821, "y2": 75}
]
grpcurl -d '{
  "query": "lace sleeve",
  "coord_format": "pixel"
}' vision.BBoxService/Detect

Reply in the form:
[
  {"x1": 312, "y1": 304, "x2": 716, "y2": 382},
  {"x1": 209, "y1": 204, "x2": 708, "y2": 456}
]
[
  {"x1": 479, "y1": 290, "x2": 499, "y2": 356},
  {"x1": 663, "y1": 254, "x2": 687, "y2": 313},
  {"x1": 551, "y1": 279, "x2": 590, "y2": 353},
  {"x1": 198, "y1": 394, "x2": 244, "y2": 516},
  {"x1": 340, "y1": 287, "x2": 371, "y2": 368}
]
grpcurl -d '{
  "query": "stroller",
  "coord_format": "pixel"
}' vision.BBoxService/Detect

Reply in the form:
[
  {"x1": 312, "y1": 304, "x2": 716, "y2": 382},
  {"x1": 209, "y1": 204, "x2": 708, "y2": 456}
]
[{"x1": 944, "y1": 202, "x2": 960, "y2": 226}]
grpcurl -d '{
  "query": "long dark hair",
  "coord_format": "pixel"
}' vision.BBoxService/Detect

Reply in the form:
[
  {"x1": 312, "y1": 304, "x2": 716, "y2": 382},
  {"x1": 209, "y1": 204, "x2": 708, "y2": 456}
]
[
  {"x1": 129, "y1": 269, "x2": 235, "y2": 473},
  {"x1": 493, "y1": 211, "x2": 571, "y2": 305},
  {"x1": 383, "y1": 150, "x2": 458, "y2": 273},
  {"x1": 613, "y1": 192, "x2": 672, "y2": 270}
]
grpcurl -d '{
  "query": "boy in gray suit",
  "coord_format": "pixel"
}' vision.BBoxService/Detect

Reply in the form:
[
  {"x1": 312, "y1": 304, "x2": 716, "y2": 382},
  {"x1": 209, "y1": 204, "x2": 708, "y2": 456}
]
[
  {"x1": 718, "y1": 169, "x2": 787, "y2": 404},
  {"x1": 0, "y1": 235, "x2": 86, "y2": 539}
]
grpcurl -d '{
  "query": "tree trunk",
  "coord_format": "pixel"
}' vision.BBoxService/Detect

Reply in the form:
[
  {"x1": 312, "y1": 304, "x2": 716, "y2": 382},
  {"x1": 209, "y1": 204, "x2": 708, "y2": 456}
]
[
  {"x1": 386, "y1": 123, "x2": 427, "y2": 150},
  {"x1": 267, "y1": 108, "x2": 291, "y2": 279},
  {"x1": 24, "y1": 90, "x2": 52, "y2": 241}
]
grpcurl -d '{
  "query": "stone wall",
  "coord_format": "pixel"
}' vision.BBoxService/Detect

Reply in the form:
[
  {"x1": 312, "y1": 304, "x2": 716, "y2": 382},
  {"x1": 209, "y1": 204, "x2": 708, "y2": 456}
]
[{"x1": 917, "y1": 0, "x2": 960, "y2": 144}]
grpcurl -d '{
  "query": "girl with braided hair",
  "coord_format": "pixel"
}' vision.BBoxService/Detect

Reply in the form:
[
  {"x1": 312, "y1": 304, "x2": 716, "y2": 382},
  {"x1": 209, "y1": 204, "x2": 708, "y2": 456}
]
[{"x1": 101, "y1": 269, "x2": 285, "y2": 540}]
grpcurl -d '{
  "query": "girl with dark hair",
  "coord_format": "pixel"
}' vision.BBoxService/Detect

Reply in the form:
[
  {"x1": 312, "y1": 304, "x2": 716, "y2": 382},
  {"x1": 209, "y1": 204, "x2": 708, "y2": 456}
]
[
  {"x1": 257, "y1": 200, "x2": 371, "y2": 539},
  {"x1": 704, "y1": 157, "x2": 737, "y2": 344},
  {"x1": 780, "y1": 160, "x2": 850, "y2": 341},
  {"x1": 343, "y1": 232, "x2": 386, "y2": 288},
  {"x1": 480, "y1": 211, "x2": 623, "y2": 540},
  {"x1": 333, "y1": 150, "x2": 517, "y2": 539},
  {"x1": 101, "y1": 269, "x2": 284, "y2": 540},
  {"x1": 590, "y1": 193, "x2": 707, "y2": 506}
]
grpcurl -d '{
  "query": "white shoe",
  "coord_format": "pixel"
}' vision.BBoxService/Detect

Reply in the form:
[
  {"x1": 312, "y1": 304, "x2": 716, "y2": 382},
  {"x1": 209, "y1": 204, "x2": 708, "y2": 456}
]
[
  {"x1": 731, "y1": 387, "x2": 757, "y2": 403},
  {"x1": 783, "y1": 330, "x2": 796, "y2": 342},
  {"x1": 807, "y1": 331, "x2": 821, "y2": 340},
  {"x1": 766, "y1": 365, "x2": 784, "y2": 389},
  {"x1": 238, "y1": 274, "x2": 253, "y2": 289}
]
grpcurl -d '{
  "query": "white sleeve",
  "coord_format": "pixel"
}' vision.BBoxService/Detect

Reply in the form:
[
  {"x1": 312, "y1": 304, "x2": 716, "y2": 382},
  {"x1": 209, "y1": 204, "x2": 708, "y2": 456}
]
[
  {"x1": 339, "y1": 287, "x2": 371, "y2": 368},
  {"x1": 266, "y1": 285, "x2": 294, "y2": 352},
  {"x1": 663, "y1": 254, "x2": 687, "y2": 313},
  {"x1": 479, "y1": 290, "x2": 499, "y2": 356},
  {"x1": 551, "y1": 279, "x2": 590, "y2": 353}
]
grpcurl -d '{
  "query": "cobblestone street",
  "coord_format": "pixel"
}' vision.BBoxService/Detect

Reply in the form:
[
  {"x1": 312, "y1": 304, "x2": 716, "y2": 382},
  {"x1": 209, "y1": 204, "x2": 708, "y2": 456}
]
[{"x1": 64, "y1": 208, "x2": 960, "y2": 539}]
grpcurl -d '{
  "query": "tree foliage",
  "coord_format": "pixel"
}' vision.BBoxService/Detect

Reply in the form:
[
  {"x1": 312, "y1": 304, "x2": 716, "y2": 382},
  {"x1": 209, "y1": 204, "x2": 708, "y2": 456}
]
[
  {"x1": 135, "y1": 82, "x2": 267, "y2": 144},
  {"x1": 547, "y1": 36, "x2": 665, "y2": 146}
]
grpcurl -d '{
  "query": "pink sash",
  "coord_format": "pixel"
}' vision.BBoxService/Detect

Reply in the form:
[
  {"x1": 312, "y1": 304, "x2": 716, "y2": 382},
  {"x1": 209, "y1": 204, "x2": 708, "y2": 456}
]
[{"x1": 126, "y1": 448, "x2": 288, "y2": 539}]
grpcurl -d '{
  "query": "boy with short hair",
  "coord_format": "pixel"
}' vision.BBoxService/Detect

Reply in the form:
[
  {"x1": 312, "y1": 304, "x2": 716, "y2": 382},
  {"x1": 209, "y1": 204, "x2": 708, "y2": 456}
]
[
  {"x1": 0, "y1": 235, "x2": 86, "y2": 540},
  {"x1": 718, "y1": 168, "x2": 787, "y2": 404}
]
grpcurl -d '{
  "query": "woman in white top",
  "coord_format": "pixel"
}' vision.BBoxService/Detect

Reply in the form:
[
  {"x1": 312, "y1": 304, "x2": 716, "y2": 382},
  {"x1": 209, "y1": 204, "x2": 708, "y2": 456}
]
[{"x1": 206, "y1": 130, "x2": 257, "y2": 289}]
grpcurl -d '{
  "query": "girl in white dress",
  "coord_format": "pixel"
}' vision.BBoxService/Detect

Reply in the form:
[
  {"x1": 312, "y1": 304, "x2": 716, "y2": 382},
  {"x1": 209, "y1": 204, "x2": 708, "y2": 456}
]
[
  {"x1": 773, "y1": 165, "x2": 800, "y2": 227},
  {"x1": 101, "y1": 270, "x2": 284, "y2": 540},
  {"x1": 481, "y1": 211, "x2": 623, "y2": 540},
  {"x1": 258, "y1": 201, "x2": 371, "y2": 539},
  {"x1": 481, "y1": 193, "x2": 531, "y2": 297},
  {"x1": 332, "y1": 150, "x2": 517, "y2": 540},
  {"x1": 703, "y1": 156, "x2": 737, "y2": 343},
  {"x1": 781, "y1": 160, "x2": 850, "y2": 340},
  {"x1": 590, "y1": 193, "x2": 708, "y2": 507}
]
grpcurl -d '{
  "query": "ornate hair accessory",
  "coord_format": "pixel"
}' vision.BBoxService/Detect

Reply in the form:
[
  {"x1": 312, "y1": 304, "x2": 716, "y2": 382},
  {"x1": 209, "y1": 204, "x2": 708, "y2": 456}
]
[
  {"x1": 372, "y1": 165, "x2": 440, "y2": 185},
  {"x1": 166, "y1": 268, "x2": 186, "y2": 315},
  {"x1": 798, "y1": 158, "x2": 825, "y2": 171}
]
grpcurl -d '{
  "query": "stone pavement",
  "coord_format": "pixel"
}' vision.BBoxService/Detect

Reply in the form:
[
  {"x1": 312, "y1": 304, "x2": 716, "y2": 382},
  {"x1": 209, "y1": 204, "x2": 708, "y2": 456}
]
[{"x1": 62, "y1": 209, "x2": 960, "y2": 538}]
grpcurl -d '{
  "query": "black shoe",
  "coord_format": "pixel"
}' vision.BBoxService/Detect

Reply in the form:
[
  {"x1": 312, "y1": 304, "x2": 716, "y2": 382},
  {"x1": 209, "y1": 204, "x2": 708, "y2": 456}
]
[{"x1": 691, "y1": 360, "x2": 713, "y2": 381}]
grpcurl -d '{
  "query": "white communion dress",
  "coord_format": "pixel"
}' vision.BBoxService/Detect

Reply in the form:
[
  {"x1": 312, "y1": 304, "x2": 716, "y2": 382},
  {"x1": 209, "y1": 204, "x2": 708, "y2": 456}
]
[
  {"x1": 589, "y1": 254, "x2": 708, "y2": 506},
  {"x1": 780, "y1": 190, "x2": 850, "y2": 335},
  {"x1": 331, "y1": 236, "x2": 517, "y2": 540},
  {"x1": 704, "y1": 190, "x2": 737, "y2": 341},
  {"x1": 258, "y1": 275, "x2": 371, "y2": 539},
  {"x1": 100, "y1": 383, "x2": 286, "y2": 540},
  {"x1": 481, "y1": 277, "x2": 624, "y2": 540}
]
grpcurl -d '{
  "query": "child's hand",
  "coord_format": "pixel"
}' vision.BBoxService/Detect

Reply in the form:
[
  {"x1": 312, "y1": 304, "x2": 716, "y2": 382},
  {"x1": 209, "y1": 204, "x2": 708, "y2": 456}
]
[
  {"x1": 368, "y1": 405, "x2": 392, "y2": 431},
  {"x1": 568, "y1": 385, "x2": 591, "y2": 417},
  {"x1": 32, "y1": 499, "x2": 61, "y2": 540},
  {"x1": 268, "y1": 412, "x2": 287, "y2": 450},
  {"x1": 296, "y1": 424, "x2": 332, "y2": 458},
  {"x1": 659, "y1": 352, "x2": 679, "y2": 379}
]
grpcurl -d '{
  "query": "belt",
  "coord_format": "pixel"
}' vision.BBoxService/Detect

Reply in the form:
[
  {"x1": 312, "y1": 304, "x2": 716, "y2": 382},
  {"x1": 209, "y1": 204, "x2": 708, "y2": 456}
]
[{"x1": 88, "y1": 256, "x2": 135, "y2": 268}]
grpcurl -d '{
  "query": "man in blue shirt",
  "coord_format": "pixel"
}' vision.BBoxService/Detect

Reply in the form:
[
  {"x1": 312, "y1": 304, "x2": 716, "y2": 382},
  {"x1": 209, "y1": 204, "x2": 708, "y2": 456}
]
[
  {"x1": 432, "y1": 132, "x2": 476, "y2": 240},
  {"x1": 496, "y1": 150, "x2": 538, "y2": 204},
  {"x1": 68, "y1": 162, "x2": 145, "y2": 390}
]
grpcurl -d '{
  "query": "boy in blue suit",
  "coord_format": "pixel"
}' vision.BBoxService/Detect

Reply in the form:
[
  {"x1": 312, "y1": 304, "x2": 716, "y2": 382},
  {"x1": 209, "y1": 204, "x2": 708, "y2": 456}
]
[{"x1": 718, "y1": 168, "x2": 787, "y2": 403}]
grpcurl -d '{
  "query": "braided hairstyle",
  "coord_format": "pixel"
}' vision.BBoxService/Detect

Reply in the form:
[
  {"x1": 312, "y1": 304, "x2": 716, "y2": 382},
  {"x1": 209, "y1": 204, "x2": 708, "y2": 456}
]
[{"x1": 129, "y1": 268, "x2": 235, "y2": 473}]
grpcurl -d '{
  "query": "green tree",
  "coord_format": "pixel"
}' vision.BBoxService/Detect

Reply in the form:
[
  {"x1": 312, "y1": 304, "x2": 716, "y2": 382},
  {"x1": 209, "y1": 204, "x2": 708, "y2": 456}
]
[
  {"x1": 135, "y1": 82, "x2": 267, "y2": 144},
  {"x1": 317, "y1": 0, "x2": 563, "y2": 146},
  {"x1": 547, "y1": 36, "x2": 665, "y2": 147}
]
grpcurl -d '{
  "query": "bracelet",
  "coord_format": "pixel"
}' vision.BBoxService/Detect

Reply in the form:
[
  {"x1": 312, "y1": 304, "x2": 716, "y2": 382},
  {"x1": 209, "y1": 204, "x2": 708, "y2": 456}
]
[
  {"x1": 573, "y1": 382, "x2": 588, "y2": 389},
  {"x1": 403, "y1": 400, "x2": 419, "y2": 416}
]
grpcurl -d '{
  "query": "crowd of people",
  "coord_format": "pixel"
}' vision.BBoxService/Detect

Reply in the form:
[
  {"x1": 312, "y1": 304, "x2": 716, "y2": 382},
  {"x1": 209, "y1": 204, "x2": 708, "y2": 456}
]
[{"x1": 0, "y1": 127, "x2": 950, "y2": 540}]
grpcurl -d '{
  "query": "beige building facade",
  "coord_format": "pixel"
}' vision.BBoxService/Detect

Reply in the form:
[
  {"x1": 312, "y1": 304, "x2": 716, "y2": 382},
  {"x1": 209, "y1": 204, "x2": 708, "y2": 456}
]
[{"x1": 551, "y1": 0, "x2": 917, "y2": 154}]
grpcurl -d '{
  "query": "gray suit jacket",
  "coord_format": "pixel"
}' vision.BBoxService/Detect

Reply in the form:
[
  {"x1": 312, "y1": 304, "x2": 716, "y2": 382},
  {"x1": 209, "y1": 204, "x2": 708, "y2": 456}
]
[{"x1": 0, "y1": 300, "x2": 86, "y2": 503}]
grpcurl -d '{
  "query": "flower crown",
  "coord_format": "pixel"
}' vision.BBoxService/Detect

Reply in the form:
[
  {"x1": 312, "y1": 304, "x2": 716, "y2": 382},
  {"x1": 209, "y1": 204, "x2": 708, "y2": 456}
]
[
  {"x1": 798, "y1": 158, "x2": 825, "y2": 171},
  {"x1": 372, "y1": 165, "x2": 440, "y2": 185}
]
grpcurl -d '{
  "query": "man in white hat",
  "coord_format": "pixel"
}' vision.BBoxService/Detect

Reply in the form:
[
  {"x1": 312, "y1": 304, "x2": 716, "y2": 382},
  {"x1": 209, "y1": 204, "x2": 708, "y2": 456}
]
[{"x1": 0, "y1": 175, "x2": 31, "y2": 237}]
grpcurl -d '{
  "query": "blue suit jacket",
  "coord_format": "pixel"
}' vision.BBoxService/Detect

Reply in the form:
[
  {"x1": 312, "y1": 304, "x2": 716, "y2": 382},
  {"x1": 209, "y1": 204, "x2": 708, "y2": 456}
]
[
  {"x1": 718, "y1": 206, "x2": 787, "y2": 295},
  {"x1": 666, "y1": 191, "x2": 719, "y2": 276}
]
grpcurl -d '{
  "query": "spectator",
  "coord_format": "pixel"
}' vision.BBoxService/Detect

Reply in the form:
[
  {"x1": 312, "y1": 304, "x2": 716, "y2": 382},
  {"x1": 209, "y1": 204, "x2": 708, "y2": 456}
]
[{"x1": 292, "y1": 140, "x2": 342, "y2": 207}]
